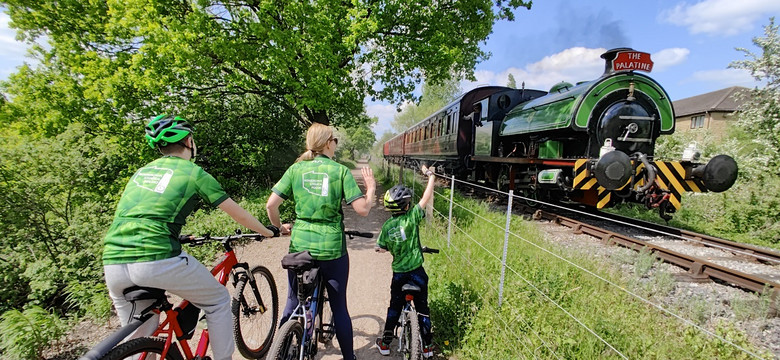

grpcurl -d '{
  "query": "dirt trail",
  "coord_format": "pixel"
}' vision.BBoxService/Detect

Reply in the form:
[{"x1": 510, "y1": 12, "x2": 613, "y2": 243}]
[
  {"x1": 44, "y1": 162, "x2": 401, "y2": 360},
  {"x1": 234, "y1": 162, "x2": 399, "y2": 359}
]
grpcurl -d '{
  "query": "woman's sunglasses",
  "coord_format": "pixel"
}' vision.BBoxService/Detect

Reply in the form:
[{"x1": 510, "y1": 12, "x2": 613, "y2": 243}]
[{"x1": 330, "y1": 137, "x2": 339, "y2": 145}]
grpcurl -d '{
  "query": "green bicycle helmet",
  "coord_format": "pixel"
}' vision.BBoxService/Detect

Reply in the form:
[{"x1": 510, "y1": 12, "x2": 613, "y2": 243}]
[
  {"x1": 383, "y1": 185, "x2": 413, "y2": 214},
  {"x1": 145, "y1": 114, "x2": 194, "y2": 148}
]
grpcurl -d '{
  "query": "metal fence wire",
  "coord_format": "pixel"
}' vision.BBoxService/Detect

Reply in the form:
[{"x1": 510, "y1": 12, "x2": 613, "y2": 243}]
[{"x1": 394, "y1": 168, "x2": 765, "y2": 360}]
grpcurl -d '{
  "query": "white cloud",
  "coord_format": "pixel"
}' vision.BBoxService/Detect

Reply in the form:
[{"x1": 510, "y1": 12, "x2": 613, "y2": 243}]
[
  {"x1": 366, "y1": 101, "x2": 401, "y2": 136},
  {"x1": 661, "y1": 0, "x2": 780, "y2": 36},
  {"x1": 688, "y1": 68, "x2": 758, "y2": 87},
  {"x1": 465, "y1": 47, "x2": 606, "y2": 92},
  {"x1": 652, "y1": 48, "x2": 690, "y2": 72},
  {"x1": 1, "y1": 11, "x2": 33, "y2": 79}
]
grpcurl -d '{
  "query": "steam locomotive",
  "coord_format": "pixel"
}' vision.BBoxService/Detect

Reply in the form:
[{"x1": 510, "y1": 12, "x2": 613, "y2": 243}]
[{"x1": 383, "y1": 48, "x2": 738, "y2": 220}]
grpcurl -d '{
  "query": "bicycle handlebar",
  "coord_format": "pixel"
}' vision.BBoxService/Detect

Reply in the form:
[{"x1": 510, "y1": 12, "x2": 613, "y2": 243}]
[
  {"x1": 345, "y1": 230, "x2": 374, "y2": 239},
  {"x1": 180, "y1": 232, "x2": 265, "y2": 246},
  {"x1": 422, "y1": 246, "x2": 439, "y2": 254}
]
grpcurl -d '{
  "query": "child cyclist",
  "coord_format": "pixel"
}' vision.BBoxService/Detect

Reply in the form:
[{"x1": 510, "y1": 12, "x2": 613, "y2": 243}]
[{"x1": 375, "y1": 165, "x2": 436, "y2": 358}]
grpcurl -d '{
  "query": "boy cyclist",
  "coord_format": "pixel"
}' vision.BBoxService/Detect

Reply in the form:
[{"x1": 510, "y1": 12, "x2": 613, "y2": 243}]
[
  {"x1": 375, "y1": 165, "x2": 436, "y2": 358},
  {"x1": 102, "y1": 114, "x2": 279, "y2": 360}
]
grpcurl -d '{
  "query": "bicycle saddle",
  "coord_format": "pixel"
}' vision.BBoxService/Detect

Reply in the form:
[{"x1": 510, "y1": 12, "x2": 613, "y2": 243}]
[
  {"x1": 401, "y1": 284, "x2": 421, "y2": 294},
  {"x1": 282, "y1": 251, "x2": 315, "y2": 271},
  {"x1": 123, "y1": 286, "x2": 166, "y2": 301}
]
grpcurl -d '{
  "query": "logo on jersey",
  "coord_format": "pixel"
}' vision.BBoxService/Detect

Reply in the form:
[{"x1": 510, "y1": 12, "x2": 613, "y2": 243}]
[
  {"x1": 302, "y1": 171, "x2": 329, "y2": 196},
  {"x1": 133, "y1": 167, "x2": 174, "y2": 194},
  {"x1": 387, "y1": 227, "x2": 407, "y2": 243}
]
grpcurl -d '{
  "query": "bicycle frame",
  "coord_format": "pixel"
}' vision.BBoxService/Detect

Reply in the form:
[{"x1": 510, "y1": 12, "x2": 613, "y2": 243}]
[
  {"x1": 139, "y1": 240, "x2": 261, "y2": 359},
  {"x1": 396, "y1": 296, "x2": 415, "y2": 354},
  {"x1": 286, "y1": 271, "x2": 325, "y2": 360}
]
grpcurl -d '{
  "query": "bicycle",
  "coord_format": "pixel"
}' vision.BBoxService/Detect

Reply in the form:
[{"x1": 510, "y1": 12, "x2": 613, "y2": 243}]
[
  {"x1": 268, "y1": 230, "x2": 374, "y2": 360},
  {"x1": 394, "y1": 246, "x2": 438, "y2": 360},
  {"x1": 80, "y1": 232, "x2": 279, "y2": 360}
]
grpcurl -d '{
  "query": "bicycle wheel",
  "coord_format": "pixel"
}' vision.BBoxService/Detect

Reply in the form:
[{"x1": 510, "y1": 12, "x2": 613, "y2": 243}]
[
  {"x1": 267, "y1": 320, "x2": 304, "y2": 360},
  {"x1": 403, "y1": 308, "x2": 422, "y2": 360},
  {"x1": 232, "y1": 265, "x2": 279, "y2": 359},
  {"x1": 100, "y1": 337, "x2": 183, "y2": 360},
  {"x1": 315, "y1": 287, "x2": 335, "y2": 343}
]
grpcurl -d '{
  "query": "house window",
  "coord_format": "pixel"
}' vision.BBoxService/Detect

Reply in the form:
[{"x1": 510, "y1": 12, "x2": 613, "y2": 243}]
[{"x1": 691, "y1": 115, "x2": 705, "y2": 129}]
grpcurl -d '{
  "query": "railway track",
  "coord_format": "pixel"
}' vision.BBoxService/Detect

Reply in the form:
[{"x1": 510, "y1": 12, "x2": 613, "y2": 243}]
[{"x1": 513, "y1": 202, "x2": 780, "y2": 309}]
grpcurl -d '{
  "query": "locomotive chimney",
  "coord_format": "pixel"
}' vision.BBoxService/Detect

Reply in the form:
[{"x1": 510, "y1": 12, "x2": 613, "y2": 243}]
[{"x1": 601, "y1": 47, "x2": 635, "y2": 75}]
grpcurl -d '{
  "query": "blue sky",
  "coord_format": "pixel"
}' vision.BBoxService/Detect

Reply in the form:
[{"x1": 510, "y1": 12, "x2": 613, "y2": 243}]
[
  {"x1": 2, "y1": 0, "x2": 778, "y2": 136},
  {"x1": 366, "y1": 0, "x2": 780, "y2": 136}
]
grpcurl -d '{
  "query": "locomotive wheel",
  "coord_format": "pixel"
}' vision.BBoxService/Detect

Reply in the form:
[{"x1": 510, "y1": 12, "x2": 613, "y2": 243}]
[{"x1": 521, "y1": 188, "x2": 539, "y2": 207}]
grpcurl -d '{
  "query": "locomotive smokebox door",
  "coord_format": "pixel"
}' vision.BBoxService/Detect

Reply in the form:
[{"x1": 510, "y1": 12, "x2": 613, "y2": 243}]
[{"x1": 594, "y1": 151, "x2": 632, "y2": 190}]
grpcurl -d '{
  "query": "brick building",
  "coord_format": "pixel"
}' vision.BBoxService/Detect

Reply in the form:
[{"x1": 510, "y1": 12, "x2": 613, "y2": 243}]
[{"x1": 673, "y1": 86, "x2": 748, "y2": 137}]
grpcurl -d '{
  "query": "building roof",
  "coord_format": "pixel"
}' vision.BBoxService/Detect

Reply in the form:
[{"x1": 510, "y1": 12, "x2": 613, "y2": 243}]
[{"x1": 673, "y1": 86, "x2": 749, "y2": 117}]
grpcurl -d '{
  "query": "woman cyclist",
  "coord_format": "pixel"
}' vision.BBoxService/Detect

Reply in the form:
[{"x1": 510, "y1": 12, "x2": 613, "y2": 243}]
[
  {"x1": 266, "y1": 123, "x2": 376, "y2": 360},
  {"x1": 102, "y1": 114, "x2": 280, "y2": 360}
]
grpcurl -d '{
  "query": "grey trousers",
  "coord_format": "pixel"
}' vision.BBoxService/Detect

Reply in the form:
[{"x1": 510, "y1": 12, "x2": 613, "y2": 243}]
[{"x1": 104, "y1": 251, "x2": 234, "y2": 360}]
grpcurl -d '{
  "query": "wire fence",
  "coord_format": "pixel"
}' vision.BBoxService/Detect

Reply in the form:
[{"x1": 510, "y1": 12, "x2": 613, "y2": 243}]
[{"x1": 390, "y1": 165, "x2": 768, "y2": 359}]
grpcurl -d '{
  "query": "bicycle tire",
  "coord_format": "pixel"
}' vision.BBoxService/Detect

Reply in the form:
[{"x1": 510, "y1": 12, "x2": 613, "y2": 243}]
[
  {"x1": 404, "y1": 307, "x2": 422, "y2": 360},
  {"x1": 315, "y1": 286, "x2": 335, "y2": 343},
  {"x1": 267, "y1": 320, "x2": 304, "y2": 360},
  {"x1": 232, "y1": 265, "x2": 279, "y2": 359},
  {"x1": 99, "y1": 336, "x2": 183, "y2": 360}
]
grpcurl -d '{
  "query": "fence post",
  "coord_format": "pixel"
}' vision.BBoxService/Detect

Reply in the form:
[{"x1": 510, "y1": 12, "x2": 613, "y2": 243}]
[
  {"x1": 447, "y1": 175, "x2": 455, "y2": 248},
  {"x1": 498, "y1": 190, "x2": 513, "y2": 308}
]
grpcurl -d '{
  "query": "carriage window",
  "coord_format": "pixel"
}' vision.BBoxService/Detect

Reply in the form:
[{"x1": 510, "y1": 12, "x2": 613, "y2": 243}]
[{"x1": 446, "y1": 114, "x2": 452, "y2": 134}]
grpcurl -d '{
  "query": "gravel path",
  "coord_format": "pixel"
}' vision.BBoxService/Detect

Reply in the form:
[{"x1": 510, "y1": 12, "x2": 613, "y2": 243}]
[{"x1": 234, "y1": 162, "x2": 400, "y2": 359}]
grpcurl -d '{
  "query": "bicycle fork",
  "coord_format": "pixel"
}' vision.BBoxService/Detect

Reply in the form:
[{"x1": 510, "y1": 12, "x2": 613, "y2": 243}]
[{"x1": 233, "y1": 264, "x2": 268, "y2": 315}]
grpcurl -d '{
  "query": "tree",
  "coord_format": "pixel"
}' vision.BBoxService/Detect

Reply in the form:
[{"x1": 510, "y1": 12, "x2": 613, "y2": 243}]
[
  {"x1": 507, "y1": 73, "x2": 517, "y2": 88},
  {"x1": 729, "y1": 17, "x2": 780, "y2": 174},
  {"x1": 3, "y1": 0, "x2": 532, "y2": 127},
  {"x1": 335, "y1": 115, "x2": 377, "y2": 160},
  {"x1": 392, "y1": 76, "x2": 462, "y2": 133}
]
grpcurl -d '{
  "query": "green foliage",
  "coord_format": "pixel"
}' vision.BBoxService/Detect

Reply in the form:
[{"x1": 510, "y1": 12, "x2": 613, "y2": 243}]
[
  {"x1": 182, "y1": 190, "x2": 296, "y2": 264},
  {"x1": 3, "y1": 0, "x2": 531, "y2": 126},
  {"x1": 0, "y1": 306, "x2": 68, "y2": 360},
  {"x1": 507, "y1": 73, "x2": 517, "y2": 89},
  {"x1": 428, "y1": 280, "x2": 482, "y2": 352},
  {"x1": 334, "y1": 116, "x2": 377, "y2": 161},
  {"x1": 64, "y1": 281, "x2": 113, "y2": 321},
  {"x1": 730, "y1": 17, "x2": 780, "y2": 173},
  {"x1": 417, "y1": 193, "x2": 770, "y2": 358},
  {"x1": 683, "y1": 321, "x2": 771, "y2": 359}
]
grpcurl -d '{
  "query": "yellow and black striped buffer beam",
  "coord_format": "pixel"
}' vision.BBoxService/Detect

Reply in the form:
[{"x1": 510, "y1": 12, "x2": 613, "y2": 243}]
[
  {"x1": 597, "y1": 187, "x2": 611, "y2": 208},
  {"x1": 573, "y1": 159, "x2": 598, "y2": 190},
  {"x1": 653, "y1": 161, "x2": 707, "y2": 210}
]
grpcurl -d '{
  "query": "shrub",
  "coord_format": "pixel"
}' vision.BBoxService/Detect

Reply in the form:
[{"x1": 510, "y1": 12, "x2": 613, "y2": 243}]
[{"x1": 0, "y1": 306, "x2": 68, "y2": 360}]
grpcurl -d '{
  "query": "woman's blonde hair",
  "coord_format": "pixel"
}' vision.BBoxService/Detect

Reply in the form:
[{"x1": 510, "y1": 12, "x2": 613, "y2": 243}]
[{"x1": 296, "y1": 123, "x2": 334, "y2": 162}]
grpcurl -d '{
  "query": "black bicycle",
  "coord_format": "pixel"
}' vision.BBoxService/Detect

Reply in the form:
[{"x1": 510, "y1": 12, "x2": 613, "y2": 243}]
[
  {"x1": 268, "y1": 230, "x2": 374, "y2": 360},
  {"x1": 79, "y1": 232, "x2": 278, "y2": 360},
  {"x1": 396, "y1": 246, "x2": 438, "y2": 360}
]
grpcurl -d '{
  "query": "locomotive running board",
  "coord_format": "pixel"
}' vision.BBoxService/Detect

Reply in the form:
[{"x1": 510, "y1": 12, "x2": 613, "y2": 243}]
[{"x1": 471, "y1": 156, "x2": 576, "y2": 167}]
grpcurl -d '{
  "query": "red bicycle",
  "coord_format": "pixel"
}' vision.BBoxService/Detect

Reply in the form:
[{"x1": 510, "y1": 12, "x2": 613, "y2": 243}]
[{"x1": 80, "y1": 232, "x2": 278, "y2": 360}]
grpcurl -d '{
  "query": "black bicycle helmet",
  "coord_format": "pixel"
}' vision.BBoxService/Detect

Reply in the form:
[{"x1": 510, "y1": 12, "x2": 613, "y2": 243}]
[
  {"x1": 145, "y1": 114, "x2": 194, "y2": 148},
  {"x1": 384, "y1": 185, "x2": 413, "y2": 213}
]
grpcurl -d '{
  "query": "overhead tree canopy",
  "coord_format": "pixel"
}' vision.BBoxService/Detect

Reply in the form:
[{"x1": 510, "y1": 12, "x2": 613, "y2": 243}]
[{"x1": 3, "y1": 0, "x2": 532, "y2": 127}]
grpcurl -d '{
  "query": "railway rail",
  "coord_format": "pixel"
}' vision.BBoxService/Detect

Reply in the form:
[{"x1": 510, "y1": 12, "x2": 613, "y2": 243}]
[{"x1": 513, "y1": 203, "x2": 780, "y2": 311}]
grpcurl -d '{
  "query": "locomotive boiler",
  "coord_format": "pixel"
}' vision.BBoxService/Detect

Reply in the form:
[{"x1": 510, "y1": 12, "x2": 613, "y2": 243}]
[{"x1": 383, "y1": 48, "x2": 738, "y2": 220}]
